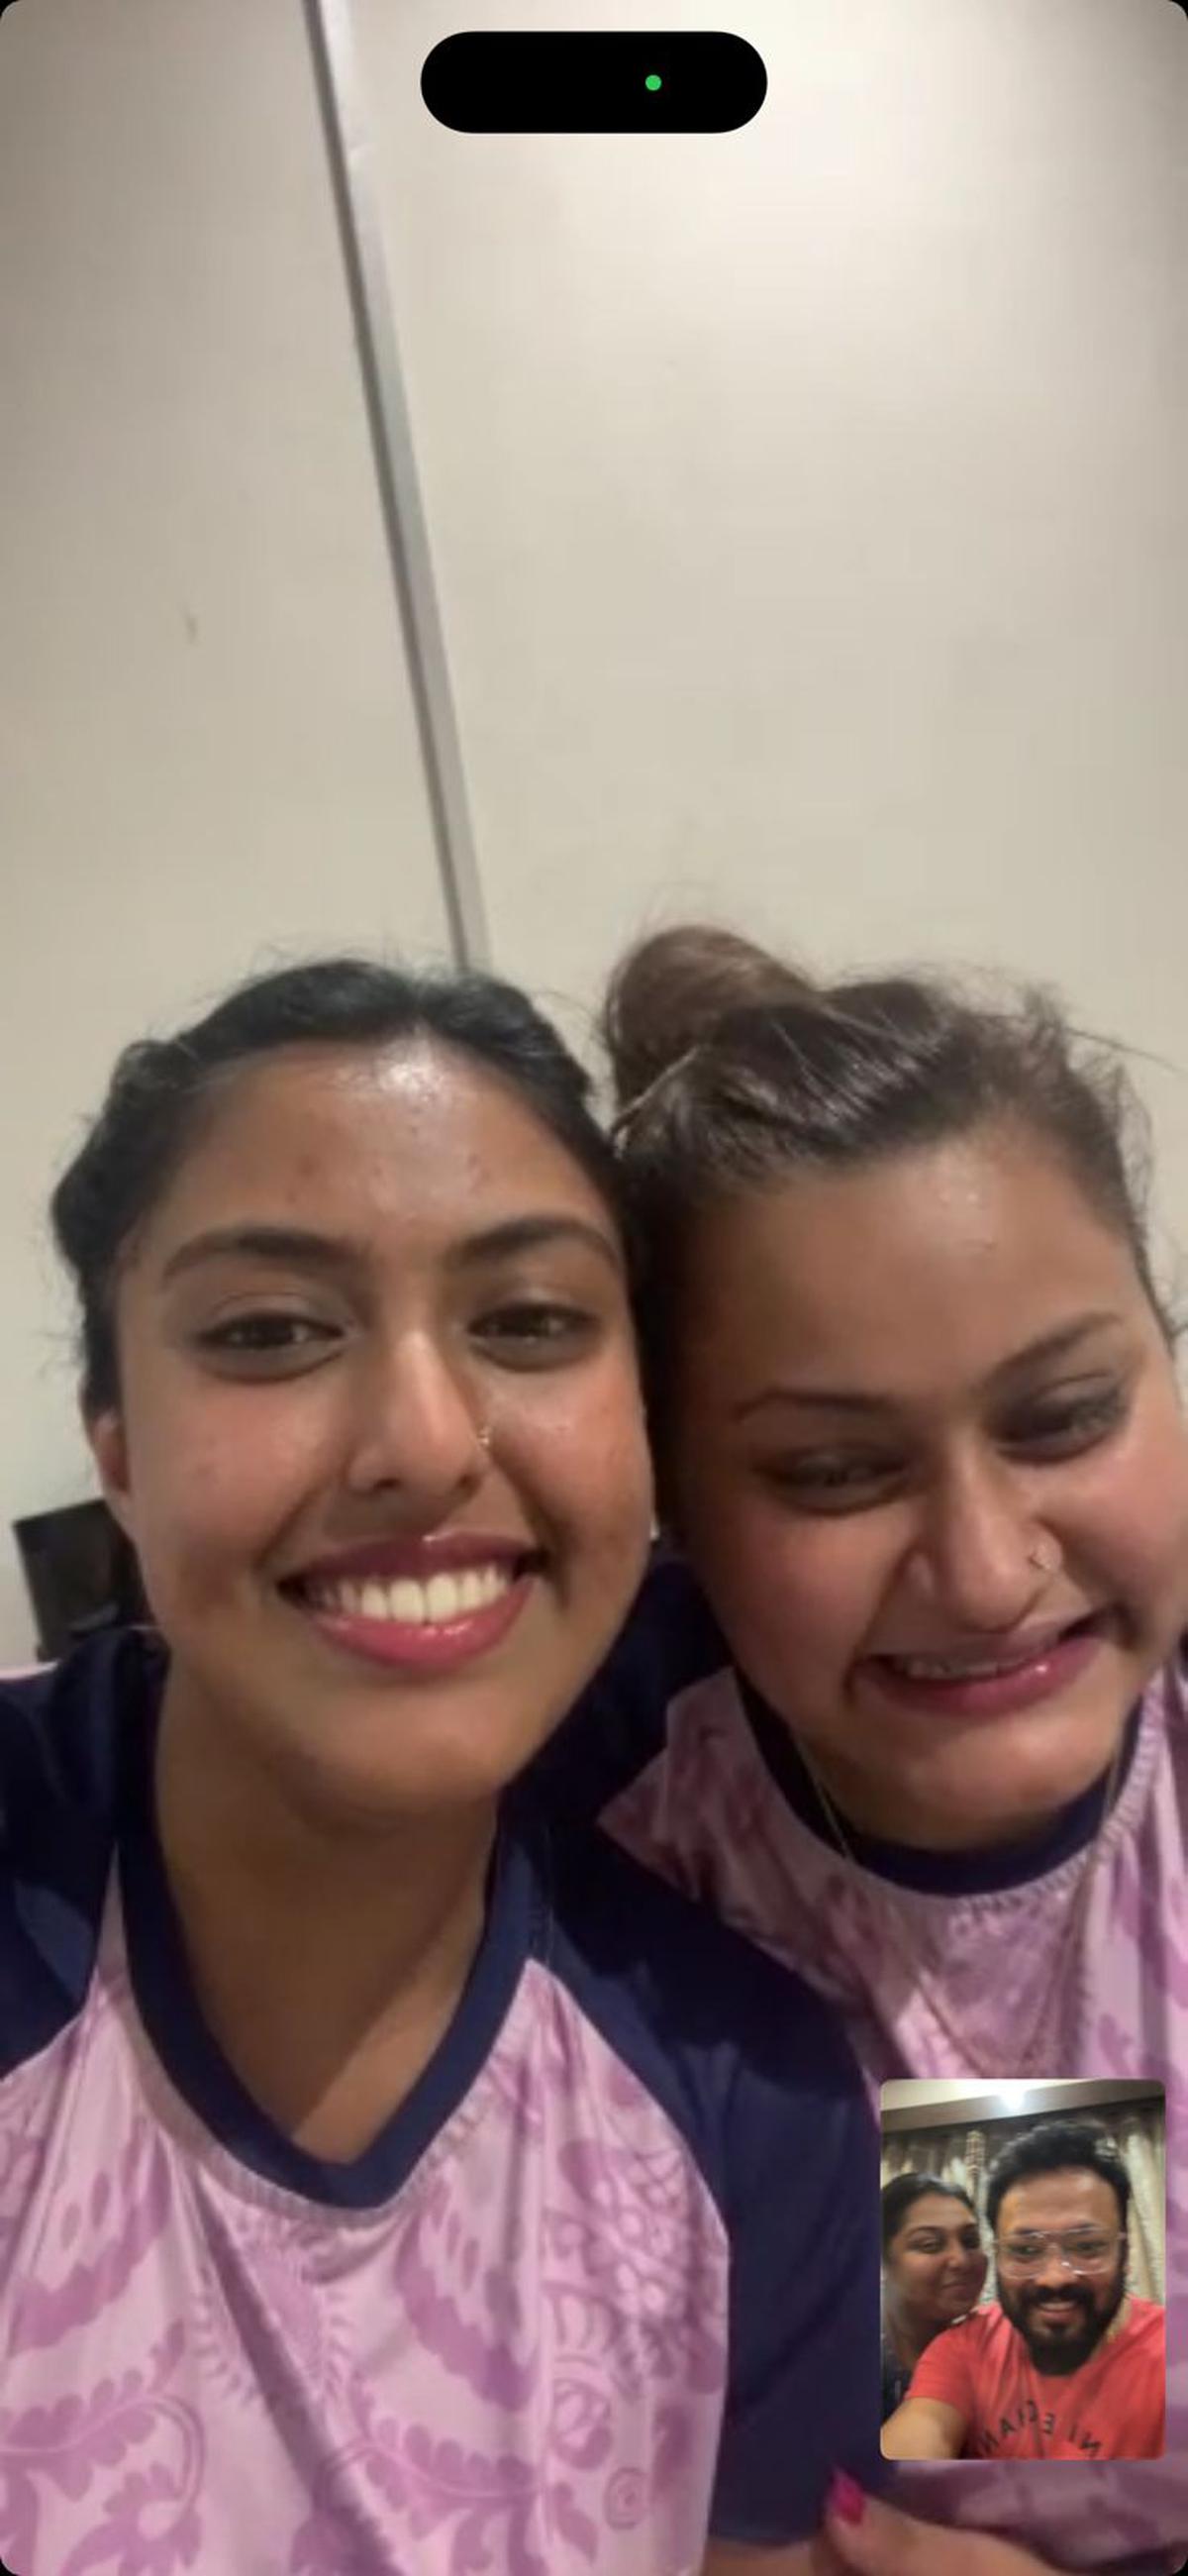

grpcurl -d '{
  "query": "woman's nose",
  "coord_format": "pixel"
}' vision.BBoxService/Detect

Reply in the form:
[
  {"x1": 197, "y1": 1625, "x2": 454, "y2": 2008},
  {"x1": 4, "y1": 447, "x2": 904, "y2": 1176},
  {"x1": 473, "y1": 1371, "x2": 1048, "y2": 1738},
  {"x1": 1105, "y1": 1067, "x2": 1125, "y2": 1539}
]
[
  {"x1": 342, "y1": 1337, "x2": 488, "y2": 1504},
  {"x1": 906, "y1": 1458, "x2": 1045, "y2": 1629}
]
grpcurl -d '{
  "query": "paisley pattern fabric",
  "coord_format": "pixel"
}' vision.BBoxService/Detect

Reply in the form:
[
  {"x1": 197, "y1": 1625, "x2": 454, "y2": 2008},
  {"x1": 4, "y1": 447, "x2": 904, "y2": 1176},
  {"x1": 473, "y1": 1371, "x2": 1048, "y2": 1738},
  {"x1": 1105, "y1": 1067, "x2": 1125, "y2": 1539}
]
[
  {"x1": 0, "y1": 1632, "x2": 880, "y2": 2574},
  {"x1": 549, "y1": 1557, "x2": 1188, "y2": 2573}
]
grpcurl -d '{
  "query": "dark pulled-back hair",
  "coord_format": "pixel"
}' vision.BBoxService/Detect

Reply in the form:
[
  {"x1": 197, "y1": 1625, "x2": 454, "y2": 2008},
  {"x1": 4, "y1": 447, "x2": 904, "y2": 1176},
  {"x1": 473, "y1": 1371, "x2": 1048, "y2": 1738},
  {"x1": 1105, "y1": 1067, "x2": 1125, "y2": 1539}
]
[
  {"x1": 881, "y1": 2171, "x2": 979, "y2": 2256},
  {"x1": 600, "y1": 922, "x2": 1168, "y2": 1424},
  {"x1": 985, "y1": 2116, "x2": 1132, "y2": 2237},
  {"x1": 50, "y1": 954, "x2": 623, "y2": 1414}
]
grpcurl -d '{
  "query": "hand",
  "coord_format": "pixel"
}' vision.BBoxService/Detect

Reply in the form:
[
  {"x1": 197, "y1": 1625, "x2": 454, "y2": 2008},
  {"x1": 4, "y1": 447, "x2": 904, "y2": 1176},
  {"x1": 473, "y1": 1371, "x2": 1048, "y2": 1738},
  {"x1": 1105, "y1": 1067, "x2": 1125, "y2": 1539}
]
[{"x1": 824, "y1": 2479, "x2": 1065, "y2": 2576}]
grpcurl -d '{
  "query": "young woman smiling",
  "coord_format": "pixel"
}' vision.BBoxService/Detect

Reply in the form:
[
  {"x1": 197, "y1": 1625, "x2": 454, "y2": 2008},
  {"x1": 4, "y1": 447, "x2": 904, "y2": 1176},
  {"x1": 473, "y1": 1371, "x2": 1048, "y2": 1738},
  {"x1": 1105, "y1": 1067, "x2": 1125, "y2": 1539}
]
[
  {"x1": 534, "y1": 922, "x2": 1188, "y2": 2575},
  {"x1": 0, "y1": 955, "x2": 883, "y2": 2576}
]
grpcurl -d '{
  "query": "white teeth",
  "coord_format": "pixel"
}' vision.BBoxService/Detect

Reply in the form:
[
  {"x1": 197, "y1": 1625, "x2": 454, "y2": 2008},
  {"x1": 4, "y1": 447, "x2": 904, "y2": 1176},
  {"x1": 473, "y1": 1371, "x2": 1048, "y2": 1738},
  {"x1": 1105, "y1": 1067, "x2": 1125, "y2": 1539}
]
[
  {"x1": 426, "y1": 1572, "x2": 461, "y2": 1622},
  {"x1": 894, "y1": 1649, "x2": 1045, "y2": 1682},
  {"x1": 306, "y1": 1564, "x2": 515, "y2": 1626}
]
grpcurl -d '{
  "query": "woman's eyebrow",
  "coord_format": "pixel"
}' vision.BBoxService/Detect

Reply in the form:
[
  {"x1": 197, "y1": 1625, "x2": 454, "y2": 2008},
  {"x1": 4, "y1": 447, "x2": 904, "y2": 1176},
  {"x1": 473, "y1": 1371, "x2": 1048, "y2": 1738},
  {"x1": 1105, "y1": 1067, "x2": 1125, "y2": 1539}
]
[
  {"x1": 987, "y1": 1309, "x2": 1125, "y2": 1382},
  {"x1": 732, "y1": 1310, "x2": 1126, "y2": 1422},
  {"x1": 735, "y1": 1384, "x2": 892, "y2": 1420},
  {"x1": 160, "y1": 1213, "x2": 623, "y2": 1286},
  {"x1": 446, "y1": 1214, "x2": 623, "y2": 1275},
  {"x1": 161, "y1": 1224, "x2": 357, "y2": 1285}
]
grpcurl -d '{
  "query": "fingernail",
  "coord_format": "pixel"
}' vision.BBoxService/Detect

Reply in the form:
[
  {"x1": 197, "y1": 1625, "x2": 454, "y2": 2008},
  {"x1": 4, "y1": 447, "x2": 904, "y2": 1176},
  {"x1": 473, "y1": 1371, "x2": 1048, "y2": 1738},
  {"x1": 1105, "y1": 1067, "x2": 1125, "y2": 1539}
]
[{"x1": 827, "y1": 2470, "x2": 867, "y2": 2525}]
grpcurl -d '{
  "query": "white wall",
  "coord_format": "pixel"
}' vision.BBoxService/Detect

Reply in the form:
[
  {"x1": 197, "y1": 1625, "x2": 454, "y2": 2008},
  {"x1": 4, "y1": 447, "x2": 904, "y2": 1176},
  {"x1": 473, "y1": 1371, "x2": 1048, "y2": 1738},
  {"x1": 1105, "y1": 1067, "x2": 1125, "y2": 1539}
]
[
  {"x1": 3, "y1": 0, "x2": 1187, "y2": 1654},
  {"x1": 0, "y1": 0, "x2": 449, "y2": 1655},
  {"x1": 355, "y1": 0, "x2": 1188, "y2": 1217}
]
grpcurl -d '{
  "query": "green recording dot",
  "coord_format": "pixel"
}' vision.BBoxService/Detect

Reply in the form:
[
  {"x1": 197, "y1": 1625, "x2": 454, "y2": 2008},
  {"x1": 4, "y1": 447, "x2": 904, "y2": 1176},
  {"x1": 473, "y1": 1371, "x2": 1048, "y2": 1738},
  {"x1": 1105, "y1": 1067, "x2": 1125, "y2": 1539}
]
[{"x1": 644, "y1": 72, "x2": 662, "y2": 91}]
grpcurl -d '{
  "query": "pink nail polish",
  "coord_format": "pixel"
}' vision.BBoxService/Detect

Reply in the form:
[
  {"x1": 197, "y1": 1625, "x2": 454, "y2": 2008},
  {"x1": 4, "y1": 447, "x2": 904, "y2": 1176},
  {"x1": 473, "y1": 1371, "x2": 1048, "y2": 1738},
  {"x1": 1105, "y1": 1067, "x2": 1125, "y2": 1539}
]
[{"x1": 828, "y1": 2469, "x2": 867, "y2": 2525}]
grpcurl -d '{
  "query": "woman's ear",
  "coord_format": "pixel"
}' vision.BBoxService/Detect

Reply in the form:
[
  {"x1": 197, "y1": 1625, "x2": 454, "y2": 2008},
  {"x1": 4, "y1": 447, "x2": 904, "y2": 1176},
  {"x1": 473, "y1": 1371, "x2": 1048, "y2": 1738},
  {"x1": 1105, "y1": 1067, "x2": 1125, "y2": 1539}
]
[{"x1": 84, "y1": 1403, "x2": 135, "y2": 1539}]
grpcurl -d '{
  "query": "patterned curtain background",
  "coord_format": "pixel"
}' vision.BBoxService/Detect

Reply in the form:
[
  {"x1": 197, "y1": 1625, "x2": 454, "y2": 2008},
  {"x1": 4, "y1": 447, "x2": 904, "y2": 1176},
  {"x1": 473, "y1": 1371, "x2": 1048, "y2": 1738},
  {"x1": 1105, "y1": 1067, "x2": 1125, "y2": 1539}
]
[{"x1": 881, "y1": 2100, "x2": 1164, "y2": 2303}]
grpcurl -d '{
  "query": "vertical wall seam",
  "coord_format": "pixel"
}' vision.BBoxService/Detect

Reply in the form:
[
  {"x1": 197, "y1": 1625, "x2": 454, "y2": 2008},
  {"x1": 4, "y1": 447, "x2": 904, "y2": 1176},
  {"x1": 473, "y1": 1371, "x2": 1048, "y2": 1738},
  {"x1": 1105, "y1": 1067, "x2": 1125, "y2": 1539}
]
[{"x1": 302, "y1": 0, "x2": 490, "y2": 968}]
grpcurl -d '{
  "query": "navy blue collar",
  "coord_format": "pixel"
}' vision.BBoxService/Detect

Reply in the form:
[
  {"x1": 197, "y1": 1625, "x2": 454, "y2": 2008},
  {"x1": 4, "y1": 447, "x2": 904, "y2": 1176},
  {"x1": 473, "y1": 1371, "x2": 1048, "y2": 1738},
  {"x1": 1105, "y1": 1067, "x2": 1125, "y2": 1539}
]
[{"x1": 738, "y1": 1674, "x2": 1141, "y2": 1898}]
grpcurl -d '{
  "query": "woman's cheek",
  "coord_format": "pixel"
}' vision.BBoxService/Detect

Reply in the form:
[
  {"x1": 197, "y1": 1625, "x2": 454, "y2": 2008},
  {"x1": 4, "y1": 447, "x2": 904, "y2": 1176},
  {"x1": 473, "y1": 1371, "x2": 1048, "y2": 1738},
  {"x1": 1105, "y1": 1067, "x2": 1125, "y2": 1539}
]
[
  {"x1": 129, "y1": 1361, "x2": 328, "y2": 1506},
  {"x1": 1075, "y1": 1405, "x2": 1188, "y2": 1579},
  {"x1": 537, "y1": 1360, "x2": 653, "y2": 1524},
  {"x1": 726, "y1": 1504, "x2": 875, "y2": 1657},
  {"x1": 141, "y1": 1428, "x2": 309, "y2": 1575},
  {"x1": 1067, "y1": 1487, "x2": 1188, "y2": 1659}
]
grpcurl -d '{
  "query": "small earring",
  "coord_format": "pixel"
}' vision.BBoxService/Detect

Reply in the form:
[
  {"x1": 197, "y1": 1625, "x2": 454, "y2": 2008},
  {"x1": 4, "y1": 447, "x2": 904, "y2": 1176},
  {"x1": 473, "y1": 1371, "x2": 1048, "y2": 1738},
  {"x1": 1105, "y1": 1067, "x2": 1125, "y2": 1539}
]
[
  {"x1": 1028, "y1": 1539, "x2": 1060, "y2": 1576},
  {"x1": 476, "y1": 1422, "x2": 493, "y2": 1456}
]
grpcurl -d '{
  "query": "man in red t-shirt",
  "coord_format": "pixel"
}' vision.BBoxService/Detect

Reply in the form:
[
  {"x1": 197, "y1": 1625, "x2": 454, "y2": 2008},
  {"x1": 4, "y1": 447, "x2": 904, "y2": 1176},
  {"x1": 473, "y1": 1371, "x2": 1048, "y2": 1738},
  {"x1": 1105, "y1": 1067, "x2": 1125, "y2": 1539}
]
[{"x1": 882, "y1": 2115, "x2": 1165, "y2": 2462}]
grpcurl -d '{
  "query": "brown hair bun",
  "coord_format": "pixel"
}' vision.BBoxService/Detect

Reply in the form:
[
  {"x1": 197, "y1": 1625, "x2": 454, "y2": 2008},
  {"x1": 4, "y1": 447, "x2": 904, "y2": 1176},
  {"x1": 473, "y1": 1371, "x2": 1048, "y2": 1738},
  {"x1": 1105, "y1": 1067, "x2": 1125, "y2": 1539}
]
[{"x1": 600, "y1": 922, "x2": 820, "y2": 1112}]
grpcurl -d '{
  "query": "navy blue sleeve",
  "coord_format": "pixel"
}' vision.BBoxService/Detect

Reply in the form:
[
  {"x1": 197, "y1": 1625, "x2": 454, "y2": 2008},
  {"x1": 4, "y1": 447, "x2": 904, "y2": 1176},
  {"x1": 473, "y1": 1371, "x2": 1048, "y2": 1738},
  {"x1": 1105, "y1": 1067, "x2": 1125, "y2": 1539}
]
[
  {"x1": 0, "y1": 1633, "x2": 138, "y2": 2075},
  {"x1": 521, "y1": 1549, "x2": 727, "y2": 1822},
  {"x1": 710, "y1": 1984, "x2": 887, "y2": 2542},
  {"x1": 543, "y1": 1820, "x2": 889, "y2": 2544}
]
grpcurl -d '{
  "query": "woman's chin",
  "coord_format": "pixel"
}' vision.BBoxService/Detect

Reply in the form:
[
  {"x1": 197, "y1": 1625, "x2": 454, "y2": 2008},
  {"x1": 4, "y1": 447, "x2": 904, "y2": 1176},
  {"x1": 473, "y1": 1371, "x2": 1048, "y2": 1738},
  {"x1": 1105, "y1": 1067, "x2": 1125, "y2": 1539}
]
[{"x1": 858, "y1": 1708, "x2": 1126, "y2": 1849}]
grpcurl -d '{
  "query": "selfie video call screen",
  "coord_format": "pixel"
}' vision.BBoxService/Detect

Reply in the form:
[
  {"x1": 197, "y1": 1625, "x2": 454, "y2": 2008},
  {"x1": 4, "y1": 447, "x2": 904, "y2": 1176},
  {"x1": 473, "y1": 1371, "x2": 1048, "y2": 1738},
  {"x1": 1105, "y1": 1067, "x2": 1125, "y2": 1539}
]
[{"x1": 2, "y1": 6, "x2": 1185, "y2": 2572}]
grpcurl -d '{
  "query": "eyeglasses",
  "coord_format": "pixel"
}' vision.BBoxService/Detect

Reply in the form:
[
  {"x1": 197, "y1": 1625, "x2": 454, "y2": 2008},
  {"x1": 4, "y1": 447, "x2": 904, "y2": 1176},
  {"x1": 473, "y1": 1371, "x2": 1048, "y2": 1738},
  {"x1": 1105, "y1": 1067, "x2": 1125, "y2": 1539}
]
[{"x1": 996, "y1": 2230, "x2": 1121, "y2": 2275}]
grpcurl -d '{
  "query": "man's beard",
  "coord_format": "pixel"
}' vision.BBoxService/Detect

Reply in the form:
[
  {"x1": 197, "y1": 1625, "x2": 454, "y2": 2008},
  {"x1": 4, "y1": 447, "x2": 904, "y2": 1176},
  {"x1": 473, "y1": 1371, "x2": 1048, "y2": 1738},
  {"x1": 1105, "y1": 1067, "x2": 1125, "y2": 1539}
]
[{"x1": 1000, "y1": 2265, "x2": 1128, "y2": 2377}]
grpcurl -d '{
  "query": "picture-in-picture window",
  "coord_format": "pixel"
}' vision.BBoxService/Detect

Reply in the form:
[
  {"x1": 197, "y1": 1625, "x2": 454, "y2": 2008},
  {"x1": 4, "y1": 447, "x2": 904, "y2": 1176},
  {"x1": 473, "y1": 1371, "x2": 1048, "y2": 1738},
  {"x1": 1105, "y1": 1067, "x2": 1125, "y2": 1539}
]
[{"x1": 880, "y1": 2078, "x2": 1166, "y2": 2462}]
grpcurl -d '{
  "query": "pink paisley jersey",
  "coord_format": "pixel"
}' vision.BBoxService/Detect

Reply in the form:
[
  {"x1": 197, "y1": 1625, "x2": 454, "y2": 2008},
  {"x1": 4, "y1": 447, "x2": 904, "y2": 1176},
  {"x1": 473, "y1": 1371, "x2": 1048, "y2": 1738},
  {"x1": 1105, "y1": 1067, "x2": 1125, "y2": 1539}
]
[
  {"x1": 538, "y1": 1556, "x2": 1188, "y2": 2575},
  {"x1": 0, "y1": 1629, "x2": 882, "y2": 2576}
]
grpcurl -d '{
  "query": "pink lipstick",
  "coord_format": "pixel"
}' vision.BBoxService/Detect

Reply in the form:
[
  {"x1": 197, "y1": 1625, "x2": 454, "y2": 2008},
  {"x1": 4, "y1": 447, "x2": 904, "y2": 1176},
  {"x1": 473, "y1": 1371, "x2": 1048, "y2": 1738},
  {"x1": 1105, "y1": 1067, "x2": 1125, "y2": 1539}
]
[
  {"x1": 862, "y1": 1611, "x2": 1113, "y2": 1722},
  {"x1": 280, "y1": 1531, "x2": 544, "y2": 1675}
]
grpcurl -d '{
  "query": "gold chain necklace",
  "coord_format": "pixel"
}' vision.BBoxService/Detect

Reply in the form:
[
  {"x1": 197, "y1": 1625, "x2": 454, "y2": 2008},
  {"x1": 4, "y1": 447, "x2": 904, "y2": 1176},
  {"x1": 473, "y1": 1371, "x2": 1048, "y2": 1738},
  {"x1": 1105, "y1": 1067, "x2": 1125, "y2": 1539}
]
[{"x1": 793, "y1": 1725, "x2": 1130, "y2": 2080}]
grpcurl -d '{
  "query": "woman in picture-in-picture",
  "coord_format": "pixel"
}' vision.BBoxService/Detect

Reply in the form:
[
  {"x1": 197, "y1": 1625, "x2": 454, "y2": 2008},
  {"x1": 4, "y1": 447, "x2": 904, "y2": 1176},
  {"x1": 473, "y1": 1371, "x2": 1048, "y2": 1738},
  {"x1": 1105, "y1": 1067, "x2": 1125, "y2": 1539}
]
[
  {"x1": 880, "y1": 2174, "x2": 988, "y2": 2421},
  {"x1": 531, "y1": 920, "x2": 1188, "y2": 2576}
]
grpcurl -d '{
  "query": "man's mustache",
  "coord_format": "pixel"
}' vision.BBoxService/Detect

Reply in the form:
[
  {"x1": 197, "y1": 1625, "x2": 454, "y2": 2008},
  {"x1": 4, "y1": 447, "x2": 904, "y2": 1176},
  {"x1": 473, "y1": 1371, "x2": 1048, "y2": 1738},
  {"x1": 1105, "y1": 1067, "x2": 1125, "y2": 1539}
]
[{"x1": 1022, "y1": 2288, "x2": 1093, "y2": 2318}]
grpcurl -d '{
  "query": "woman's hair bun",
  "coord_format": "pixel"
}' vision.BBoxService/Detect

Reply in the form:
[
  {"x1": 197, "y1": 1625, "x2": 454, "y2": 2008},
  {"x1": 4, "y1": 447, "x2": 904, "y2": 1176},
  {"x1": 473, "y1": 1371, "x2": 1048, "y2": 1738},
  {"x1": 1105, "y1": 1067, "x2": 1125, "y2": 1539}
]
[{"x1": 600, "y1": 922, "x2": 820, "y2": 1111}]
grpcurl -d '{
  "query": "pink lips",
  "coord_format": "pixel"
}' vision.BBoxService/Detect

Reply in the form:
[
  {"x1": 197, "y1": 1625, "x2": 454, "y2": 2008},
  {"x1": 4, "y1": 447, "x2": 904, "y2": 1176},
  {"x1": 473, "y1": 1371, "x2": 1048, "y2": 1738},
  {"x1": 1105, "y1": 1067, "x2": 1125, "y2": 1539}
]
[
  {"x1": 281, "y1": 1529, "x2": 543, "y2": 1676},
  {"x1": 303, "y1": 1572, "x2": 536, "y2": 1674},
  {"x1": 291, "y1": 1530, "x2": 534, "y2": 1585},
  {"x1": 863, "y1": 1614, "x2": 1110, "y2": 1722}
]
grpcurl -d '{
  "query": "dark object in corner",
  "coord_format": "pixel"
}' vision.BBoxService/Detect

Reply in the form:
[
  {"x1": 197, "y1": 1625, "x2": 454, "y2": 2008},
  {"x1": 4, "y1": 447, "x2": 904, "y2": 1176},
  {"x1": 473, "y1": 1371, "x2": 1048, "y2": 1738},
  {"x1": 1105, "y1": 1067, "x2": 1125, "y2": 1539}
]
[{"x1": 13, "y1": 1499, "x2": 150, "y2": 1662}]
